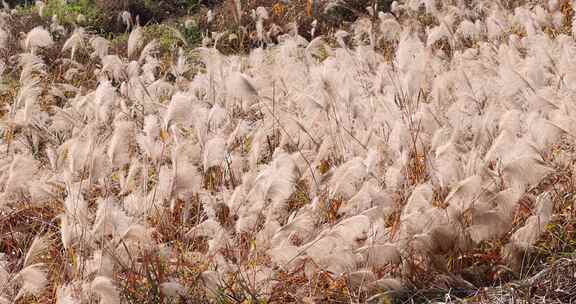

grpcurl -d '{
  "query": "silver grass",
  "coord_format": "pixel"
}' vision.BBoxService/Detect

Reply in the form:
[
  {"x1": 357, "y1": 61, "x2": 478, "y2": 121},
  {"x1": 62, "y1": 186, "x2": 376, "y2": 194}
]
[
  {"x1": 268, "y1": 245, "x2": 302, "y2": 269},
  {"x1": 526, "y1": 88, "x2": 559, "y2": 113},
  {"x1": 233, "y1": 0, "x2": 242, "y2": 23},
  {"x1": 502, "y1": 156, "x2": 552, "y2": 193},
  {"x1": 303, "y1": 232, "x2": 343, "y2": 262},
  {"x1": 384, "y1": 164, "x2": 405, "y2": 190},
  {"x1": 13, "y1": 76, "x2": 42, "y2": 124},
  {"x1": 170, "y1": 48, "x2": 190, "y2": 79},
  {"x1": 56, "y1": 284, "x2": 79, "y2": 304},
  {"x1": 244, "y1": 156, "x2": 297, "y2": 216},
  {"x1": 2, "y1": 1, "x2": 576, "y2": 297},
  {"x1": 91, "y1": 276, "x2": 120, "y2": 304},
  {"x1": 550, "y1": 109, "x2": 576, "y2": 136},
  {"x1": 100, "y1": 55, "x2": 125, "y2": 82},
  {"x1": 434, "y1": 143, "x2": 463, "y2": 187},
  {"x1": 126, "y1": 60, "x2": 141, "y2": 79},
  {"x1": 318, "y1": 250, "x2": 357, "y2": 275},
  {"x1": 311, "y1": 19, "x2": 318, "y2": 38},
  {"x1": 148, "y1": 79, "x2": 175, "y2": 101},
  {"x1": 226, "y1": 72, "x2": 259, "y2": 104},
  {"x1": 93, "y1": 80, "x2": 118, "y2": 121},
  {"x1": 483, "y1": 130, "x2": 517, "y2": 163},
  {"x1": 335, "y1": 30, "x2": 349, "y2": 49},
  {"x1": 141, "y1": 58, "x2": 159, "y2": 83},
  {"x1": 77, "y1": 14, "x2": 86, "y2": 24},
  {"x1": 85, "y1": 251, "x2": 114, "y2": 277},
  {"x1": 127, "y1": 26, "x2": 144, "y2": 59},
  {"x1": 457, "y1": 19, "x2": 480, "y2": 40},
  {"x1": 207, "y1": 10, "x2": 213, "y2": 23},
  {"x1": 19, "y1": 180, "x2": 51, "y2": 202},
  {"x1": 203, "y1": 136, "x2": 226, "y2": 171},
  {"x1": 91, "y1": 145, "x2": 113, "y2": 182},
  {"x1": 164, "y1": 93, "x2": 192, "y2": 128},
  {"x1": 379, "y1": 14, "x2": 401, "y2": 41},
  {"x1": 117, "y1": 223, "x2": 152, "y2": 243},
  {"x1": 490, "y1": 188, "x2": 523, "y2": 221},
  {"x1": 108, "y1": 120, "x2": 135, "y2": 168},
  {"x1": 186, "y1": 219, "x2": 222, "y2": 238},
  {"x1": 23, "y1": 235, "x2": 49, "y2": 267},
  {"x1": 123, "y1": 192, "x2": 149, "y2": 216},
  {"x1": 171, "y1": 158, "x2": 202, "y2": 199},
  {"x1": 207, "y1": 229, "x2": 231, "y2": 255},
  {"x1": 445, "y1": 174, "x2": 483, "y2": 218},
  {"x1": 527, "y1": 114, "x2": 563, "y2": 150},
  {"x1": 92, "y1": 198, "x2": 132, "y2": 239},
  {"x1": 35, "y1": 1, "x2": 45, "y2": 17},
  {"x1": 467, "y1": 210, "x2": 511, "y2": 243},
  {"x1": 139, "y1": 39, "x2": 159, "y2": 63},
  {"x1": 255, "y1": 218, "x2": 282, "y2": 247},
  {"x1": 356, "y1": 244, "x2": 401, "y2": 267},
  {"x1": 62, "y1": 27, "x2": 87, "y2": 60},
  {"x1": 306, "y1": 36, "x2": 328, "y2": 60},
  {"x1": 160, "y1": 281, "x2": 187, "y2": 298},
  {"x1": 270, "y1": 211, "x2": 315, "y2": 248},
  {"x1": 201, "y1": 271, "x2": 221, "y2": 298},
  {"x1": 329, "y1": 157, "x2": 367, "y2": 199},
  {"x1": 24, "y1": 26, "x2": 53, "y2": 53},
  {"x1": 410, "y1": 222, "x2": 460, "y2": 254},
  {"x1": 236, "y1": 213, "x2": 260, "y2": 233},
  {"x1": 18, "y1": 53, "x2": 46, "y2": 83},
  {"x1": 426, "y1": 24, "x2": 449, "y2": 47},
  {"x1": 511, "y1": 213, "x2": 550, "y2": 249},
  {"x1": 3, "y1": 155, "x2": 39, "y2": 199},
  {"x1": 0, "y1": 27, "x2": 8, "y2": 50},
  {"x1": 396, "y1": 33, "x2": 425, "y2": 72},
  {"x1": 65, "y1": 136, "x2": 91, "y2": 174},
  {"x1": 332, "y1": 214, "x2": 371, "y2": 246},
  {"x1": 499, "y1": 109, "x2": 523, "y2": 135},
  {"x1": 119, "y1": 11, "x2": 132, "y2": 30},
  {"x1": 90, "y1": 36, "x2": 110, "y2": 59},
  {"x1": 0, "y1": 256, "x2": 9, "y2": 287},
  {"x1": 121, "y1": 160, "x2": 142, "y2": 195},
  {"x1": 155, "y1": 166, "x2": 173, "y2": 203},
  {"x1": 50, "y1": 17, "x2": 67, "y2": 37},
  {"x1": 14, "y1": 264, "x2": 48, "y2": 300},
  {"x1": 60, "y1": 214, "x2": 83, "y2": 250},
  {"x1": 340, "y1": 182, "x2": 393, "y2": 215},
  {"x1": 402, "y1": 183, "x2": 434, "y2": 218}
]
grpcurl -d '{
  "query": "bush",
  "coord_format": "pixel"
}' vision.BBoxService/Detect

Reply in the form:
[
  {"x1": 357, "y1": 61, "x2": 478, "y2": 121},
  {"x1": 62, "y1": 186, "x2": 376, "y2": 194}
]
[
  {"x1": 95, "y1": 0, "x2": 203, "y2": 25},
  {"x1": 42, "y1": 0, "x2": 107, "y2": 32},
  {"x1": 142, "y1": 22, "x2": 202, "y2": 52},
  {"x1": 323, "y1": 0, "x2": 394, "y2": 22}
]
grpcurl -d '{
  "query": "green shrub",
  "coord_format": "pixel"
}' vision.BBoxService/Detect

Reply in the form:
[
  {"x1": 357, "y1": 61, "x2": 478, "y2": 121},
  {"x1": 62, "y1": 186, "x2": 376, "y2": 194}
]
[
  {"x1": 323, "y1": 0, "x2": 393, "y2": 22},
  {"x1": 44, "y1": 0, "x2": 107, "y2": 33},
  {"x1": 173, "y1": 0, "x2": 201, "y2": 11},
  {"x1": 142, "y1": 22, "x2": 202, "y2": 53},
  {"x1": 181, "y1": 22, "x2": 202, "y2": 45}
]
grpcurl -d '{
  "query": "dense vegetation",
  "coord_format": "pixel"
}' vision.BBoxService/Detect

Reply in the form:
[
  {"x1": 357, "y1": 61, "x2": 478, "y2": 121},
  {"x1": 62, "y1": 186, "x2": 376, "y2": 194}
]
[{"x1": 1, "y1": 0, "x2": 576, "y2": 303}]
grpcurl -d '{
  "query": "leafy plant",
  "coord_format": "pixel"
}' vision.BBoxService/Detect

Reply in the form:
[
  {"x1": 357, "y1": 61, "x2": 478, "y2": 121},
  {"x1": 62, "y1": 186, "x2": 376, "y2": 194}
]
[{"x1": 44, "y1": 0, "x2": 106, "y2": 32}]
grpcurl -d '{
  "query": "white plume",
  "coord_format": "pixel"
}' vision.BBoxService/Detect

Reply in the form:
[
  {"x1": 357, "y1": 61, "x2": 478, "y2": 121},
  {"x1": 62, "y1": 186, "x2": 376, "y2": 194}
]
[
  {"x1": 24, "y1": 26, "x2": 53, "y2": 53},
  {"x1": 127, "y1": 26, "x2": 144, "y2": 59},
  {"x1": 91, "y1": 276, "x2": 120, "y2": 304},
  {"x1": 15, "y1": 264, "x2": 48, "y2": 300}
]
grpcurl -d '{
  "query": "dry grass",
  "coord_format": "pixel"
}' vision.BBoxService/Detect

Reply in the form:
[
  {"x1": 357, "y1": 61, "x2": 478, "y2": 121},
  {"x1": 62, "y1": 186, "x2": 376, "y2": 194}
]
[{"x1": 3, "y1": 0, "x2": 576, "y2": 304}]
